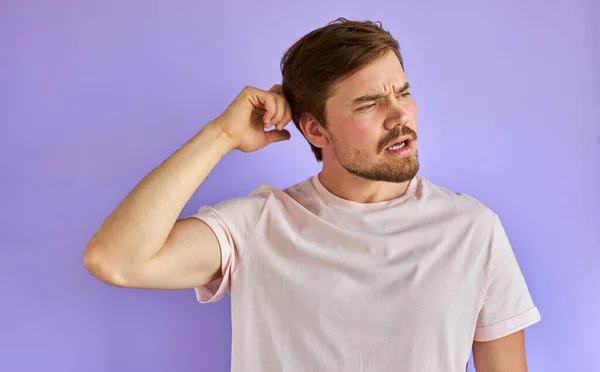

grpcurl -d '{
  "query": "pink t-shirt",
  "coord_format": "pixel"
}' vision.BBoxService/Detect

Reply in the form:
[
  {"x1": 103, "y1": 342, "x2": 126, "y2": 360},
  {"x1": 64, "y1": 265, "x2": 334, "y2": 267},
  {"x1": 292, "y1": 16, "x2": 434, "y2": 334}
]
[{"x1": 188, "y1": 175, "x2": 541, "y2": 372}]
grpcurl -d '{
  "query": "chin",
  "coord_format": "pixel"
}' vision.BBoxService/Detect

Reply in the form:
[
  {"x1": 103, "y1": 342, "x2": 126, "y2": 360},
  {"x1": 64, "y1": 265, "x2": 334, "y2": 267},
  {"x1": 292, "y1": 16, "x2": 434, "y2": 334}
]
[{"x1": 346, "y1": 160, "x2": 419, "y2": 183}]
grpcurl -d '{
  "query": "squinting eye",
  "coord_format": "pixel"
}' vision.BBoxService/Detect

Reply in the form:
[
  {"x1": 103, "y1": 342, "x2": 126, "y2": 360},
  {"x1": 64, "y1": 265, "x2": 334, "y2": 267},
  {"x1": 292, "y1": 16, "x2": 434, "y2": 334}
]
[
  {"x1": 400, "y1": 92, "x2": 411, "y2": 97},
  {"x1": 358, "y1": 103, "x2": 376, "y2": 111}
]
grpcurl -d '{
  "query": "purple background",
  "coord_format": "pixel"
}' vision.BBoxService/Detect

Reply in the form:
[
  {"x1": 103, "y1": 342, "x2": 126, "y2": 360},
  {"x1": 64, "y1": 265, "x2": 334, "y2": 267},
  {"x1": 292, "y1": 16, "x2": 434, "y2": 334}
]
[{"x1": 1, "y1": 1, "x2": 598, "y2": 371}]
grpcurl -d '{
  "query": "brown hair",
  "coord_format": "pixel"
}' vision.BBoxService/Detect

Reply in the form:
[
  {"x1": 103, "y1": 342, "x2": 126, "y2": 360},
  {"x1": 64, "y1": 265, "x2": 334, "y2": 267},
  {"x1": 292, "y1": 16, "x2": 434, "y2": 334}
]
[{"x1": 280, "y1": 18, "x2": 404, "y2": 162}]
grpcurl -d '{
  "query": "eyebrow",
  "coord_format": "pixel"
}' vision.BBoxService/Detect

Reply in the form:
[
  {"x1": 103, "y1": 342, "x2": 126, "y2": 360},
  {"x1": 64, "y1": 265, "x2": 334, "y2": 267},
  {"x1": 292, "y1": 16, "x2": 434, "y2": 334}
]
[{"x1": 351, "y1": 82, "x2": 411, "y2": 105}]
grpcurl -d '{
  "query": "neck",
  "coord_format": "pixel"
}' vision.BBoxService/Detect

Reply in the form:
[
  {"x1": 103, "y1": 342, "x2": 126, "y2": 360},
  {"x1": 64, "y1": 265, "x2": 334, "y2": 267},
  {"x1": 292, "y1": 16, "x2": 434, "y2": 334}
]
[{"x1": 318, "y1": 162, "x2": 412, "y2": 204}]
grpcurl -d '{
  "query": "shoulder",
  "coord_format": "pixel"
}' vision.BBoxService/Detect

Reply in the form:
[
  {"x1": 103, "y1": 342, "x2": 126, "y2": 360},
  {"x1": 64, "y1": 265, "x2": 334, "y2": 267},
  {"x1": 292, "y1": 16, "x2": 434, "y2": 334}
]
[
  {"x1": 205, "y1": 184, "x2": 277, "y2": 217},
  {"x1": 204, "y1": 179, "x2": 303, "y2": 219},
  {"x1": 417, "y1": 176, "x2": 498, "y2": 225}
]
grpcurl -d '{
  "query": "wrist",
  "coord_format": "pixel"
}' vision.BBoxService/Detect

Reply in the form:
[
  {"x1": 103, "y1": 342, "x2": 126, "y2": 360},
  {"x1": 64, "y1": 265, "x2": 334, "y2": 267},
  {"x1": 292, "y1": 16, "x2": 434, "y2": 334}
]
[{"x1": 200, "y1": 119, "x2": 238, "y2": 154}]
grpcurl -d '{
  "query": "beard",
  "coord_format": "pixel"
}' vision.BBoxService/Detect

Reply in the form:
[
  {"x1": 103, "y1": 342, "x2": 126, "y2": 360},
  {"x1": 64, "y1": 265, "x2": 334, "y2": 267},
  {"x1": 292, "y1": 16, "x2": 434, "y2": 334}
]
[{"x1": 329, "y1": 126, "x2": 420, "y2": 183}]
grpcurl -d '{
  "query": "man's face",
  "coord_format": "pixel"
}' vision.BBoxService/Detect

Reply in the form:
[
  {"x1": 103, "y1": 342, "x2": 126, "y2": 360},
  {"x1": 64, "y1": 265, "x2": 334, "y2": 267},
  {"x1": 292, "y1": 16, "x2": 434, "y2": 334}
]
[{"x1": 321, "y1": 50, "x2": 419, "y2": 183}]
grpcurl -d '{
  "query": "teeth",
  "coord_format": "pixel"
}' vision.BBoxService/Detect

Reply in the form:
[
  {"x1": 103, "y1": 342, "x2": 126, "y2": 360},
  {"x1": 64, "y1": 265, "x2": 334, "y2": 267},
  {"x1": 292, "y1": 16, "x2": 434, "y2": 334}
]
[{"x1": 387, "y1": 141, "x2": 406, "y2": 151}]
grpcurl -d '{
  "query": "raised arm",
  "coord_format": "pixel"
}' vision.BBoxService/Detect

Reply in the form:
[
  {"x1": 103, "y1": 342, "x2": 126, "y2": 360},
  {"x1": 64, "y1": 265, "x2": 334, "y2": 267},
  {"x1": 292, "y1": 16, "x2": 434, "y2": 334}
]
[{"x1": 83, "y1": 85, "x2": 292, "y2": 290}]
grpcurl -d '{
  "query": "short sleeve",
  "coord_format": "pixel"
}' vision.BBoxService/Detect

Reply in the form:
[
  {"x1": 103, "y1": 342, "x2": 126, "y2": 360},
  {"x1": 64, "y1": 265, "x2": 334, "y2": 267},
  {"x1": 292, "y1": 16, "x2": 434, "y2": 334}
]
[
  {"x1": 474, "y1": 214, "x2": 541, "y2": 342},
  {"x1": 184, "y1": 190, "x2": 272, "y2": 304},
  {"x1": 187, "y1": 205, "x2": 236, "y2": 303}
]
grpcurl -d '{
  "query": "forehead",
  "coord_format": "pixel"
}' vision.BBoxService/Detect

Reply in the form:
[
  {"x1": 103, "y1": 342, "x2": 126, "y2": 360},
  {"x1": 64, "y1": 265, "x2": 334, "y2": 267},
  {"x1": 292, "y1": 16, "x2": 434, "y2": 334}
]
[{"x1": 329, "y1": 51, "x2": 407, "y2": 102}]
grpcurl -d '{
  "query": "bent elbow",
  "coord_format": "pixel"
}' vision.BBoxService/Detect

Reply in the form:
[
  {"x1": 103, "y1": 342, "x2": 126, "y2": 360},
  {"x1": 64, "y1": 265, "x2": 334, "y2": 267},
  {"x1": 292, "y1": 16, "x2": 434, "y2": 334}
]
[{"x1": 83, "y1": 244, "x2": 129, "y2": 287}]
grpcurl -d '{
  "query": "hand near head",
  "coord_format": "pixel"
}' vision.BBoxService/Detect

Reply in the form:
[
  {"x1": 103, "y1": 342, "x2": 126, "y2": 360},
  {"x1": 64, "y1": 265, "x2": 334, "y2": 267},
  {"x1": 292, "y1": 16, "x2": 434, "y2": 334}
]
[
  {"x1": 214, "y1": 84, "x2": 293, "y2": 153},
  {"x1": 83, "y1": 84, "x2": 294, "y2": 291}
]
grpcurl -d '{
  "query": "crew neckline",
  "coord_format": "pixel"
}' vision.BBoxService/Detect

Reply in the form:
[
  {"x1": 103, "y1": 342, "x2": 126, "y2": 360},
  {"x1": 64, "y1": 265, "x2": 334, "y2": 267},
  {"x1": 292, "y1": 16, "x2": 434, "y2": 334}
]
[{"x1": 310, "y1": 173, "x2": 421, "y2": 212}]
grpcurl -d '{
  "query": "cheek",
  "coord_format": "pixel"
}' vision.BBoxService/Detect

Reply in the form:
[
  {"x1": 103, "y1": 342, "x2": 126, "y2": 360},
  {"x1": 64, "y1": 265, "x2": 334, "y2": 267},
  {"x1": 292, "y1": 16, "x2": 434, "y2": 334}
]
[
  {"x1": 408, "y1": 102, "x2": 419, "y2": 127},
  {"x1": 346, "y1": 117, "x2": 381, "y2": 144},
  {"x1": 328, "y1": 111, "x2": 382, "y2": 151}
]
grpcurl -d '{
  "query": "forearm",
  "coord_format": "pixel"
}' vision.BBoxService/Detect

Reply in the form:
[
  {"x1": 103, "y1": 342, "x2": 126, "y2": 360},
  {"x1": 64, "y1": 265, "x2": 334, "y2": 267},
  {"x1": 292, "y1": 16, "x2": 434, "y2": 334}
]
[{"x1": 85, "y1": 120, "x2": 234, "y2": 263}]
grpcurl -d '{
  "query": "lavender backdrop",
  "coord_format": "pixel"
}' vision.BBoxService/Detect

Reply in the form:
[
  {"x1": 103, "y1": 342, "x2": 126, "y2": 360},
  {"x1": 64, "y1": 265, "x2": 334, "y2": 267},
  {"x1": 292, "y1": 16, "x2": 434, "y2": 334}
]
[{"x1": 1, "y1": 1, "x2": 598, "y2": 371}]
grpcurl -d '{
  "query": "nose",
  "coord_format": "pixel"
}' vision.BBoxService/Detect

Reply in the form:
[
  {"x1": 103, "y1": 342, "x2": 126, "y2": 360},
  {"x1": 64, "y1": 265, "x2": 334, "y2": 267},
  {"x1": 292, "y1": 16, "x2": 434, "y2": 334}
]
[{"x1": 383, "y1": 100, "x2": 410, "y2": 130}]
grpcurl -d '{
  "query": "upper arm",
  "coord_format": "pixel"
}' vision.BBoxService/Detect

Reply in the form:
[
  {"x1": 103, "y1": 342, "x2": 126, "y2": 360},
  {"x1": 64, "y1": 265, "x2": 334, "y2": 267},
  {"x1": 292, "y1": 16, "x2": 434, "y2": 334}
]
[
  {"x1": 473, "y1": 213, "x2": 541, "y2": 342},
  {"x1": 121, "y1": 217, "x2": 223, "y2": 290},
  {"x1": 472, "y1": 330, "x2": 527, "y2": 372}
]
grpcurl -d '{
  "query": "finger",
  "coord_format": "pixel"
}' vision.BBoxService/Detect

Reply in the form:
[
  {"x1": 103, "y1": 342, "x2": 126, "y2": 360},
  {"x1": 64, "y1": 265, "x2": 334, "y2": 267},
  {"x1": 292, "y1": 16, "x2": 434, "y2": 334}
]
[
  {"x1": 262, "y1": 108, "x2": 275, "y2": 129},
  {"x1": 275, "y1": 99, "x2": 293, "y2": 130},
  {"x1": 261, "y1": 93, "x2": 279, "y2": 126},
  {"x1": 265, "y1": 128, "x2": 291, "y2": 144},
  {"x1": 280, "y1": 100, "x2": 293, "y2": 129},
  {"x1": 270, "y1": 95, "x2": 287, "y2": 127},
  {"x1": 268, "y1": 84, "x2": 282, "y2": 94}
]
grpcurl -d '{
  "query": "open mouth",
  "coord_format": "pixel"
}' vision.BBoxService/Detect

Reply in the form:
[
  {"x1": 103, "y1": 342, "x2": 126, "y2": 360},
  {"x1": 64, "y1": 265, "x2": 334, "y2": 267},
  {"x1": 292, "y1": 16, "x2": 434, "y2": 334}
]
[
  {"x1": 385, "y1": 136, "x2": 413, "y2": 151},
  {"x1": 386, "y1": 140, "x2": 409, "y2": 151}
]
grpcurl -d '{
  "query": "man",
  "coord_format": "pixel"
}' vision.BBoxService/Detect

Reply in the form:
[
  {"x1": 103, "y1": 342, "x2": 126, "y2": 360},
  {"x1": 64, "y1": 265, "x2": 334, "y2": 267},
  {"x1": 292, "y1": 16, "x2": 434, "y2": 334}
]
[{"x1": 84, "y1": 18, "x2": 541, "y2": 372}]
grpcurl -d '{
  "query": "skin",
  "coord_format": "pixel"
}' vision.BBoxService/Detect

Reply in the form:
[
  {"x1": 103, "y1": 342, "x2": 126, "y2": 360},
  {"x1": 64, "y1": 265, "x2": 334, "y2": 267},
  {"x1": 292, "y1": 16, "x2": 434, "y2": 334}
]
[
  {"x1": 300, "y1": 50, "x2": 419, "y2": 203},
  {"x1": 299, "y1": 50, "x2": 529, "y2": 371},
  {"x1": 83, "y1": 85, "x2": 292, "y2": 289},
  {"x1": 84, "y1": 49, "x2": 528, "y2": 371},
  {"x1": 472, "y1": 330, "x2": 528, "y2": 371}
]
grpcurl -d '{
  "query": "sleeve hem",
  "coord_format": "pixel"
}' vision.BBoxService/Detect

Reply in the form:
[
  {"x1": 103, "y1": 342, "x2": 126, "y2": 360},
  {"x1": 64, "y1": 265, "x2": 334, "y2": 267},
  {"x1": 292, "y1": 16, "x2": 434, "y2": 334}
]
[
  {"x1": 186, "y1": 208, "x2": 234, "y2": 304},
  {"x1": 474, "y1": 305, "x2": 541, "y2": 342}
]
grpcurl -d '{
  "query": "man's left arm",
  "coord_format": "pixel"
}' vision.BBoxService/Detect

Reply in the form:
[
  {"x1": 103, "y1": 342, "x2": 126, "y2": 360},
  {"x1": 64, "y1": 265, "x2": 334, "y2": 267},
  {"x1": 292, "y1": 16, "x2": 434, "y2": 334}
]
[
  {"x1": 472, "y1": 330, "x2": 527, "y2": 372},
  {"x1": 471, "y1": 213, "x2": 541, "y2": 370}
]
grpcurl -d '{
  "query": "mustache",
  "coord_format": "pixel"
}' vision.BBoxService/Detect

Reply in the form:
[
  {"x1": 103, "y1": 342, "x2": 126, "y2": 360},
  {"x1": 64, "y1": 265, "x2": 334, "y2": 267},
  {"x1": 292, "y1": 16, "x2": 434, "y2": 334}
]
[{"x1": 378, "y1": 126, "x2": 418, "y2": 152}]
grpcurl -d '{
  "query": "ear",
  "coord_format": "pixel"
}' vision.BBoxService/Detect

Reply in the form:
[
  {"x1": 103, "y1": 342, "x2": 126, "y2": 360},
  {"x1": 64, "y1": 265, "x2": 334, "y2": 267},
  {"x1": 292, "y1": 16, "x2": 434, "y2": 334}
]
[{"x1": 299, "y1": 112, "x2": 330, "y2": 150}]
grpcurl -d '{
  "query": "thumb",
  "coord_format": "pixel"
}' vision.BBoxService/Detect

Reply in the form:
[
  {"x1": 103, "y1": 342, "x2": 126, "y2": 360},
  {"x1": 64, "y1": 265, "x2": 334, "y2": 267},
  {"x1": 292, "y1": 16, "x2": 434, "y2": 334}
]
[{"x1": 265, "y1": 129, "x2": 291, "y2": 144}]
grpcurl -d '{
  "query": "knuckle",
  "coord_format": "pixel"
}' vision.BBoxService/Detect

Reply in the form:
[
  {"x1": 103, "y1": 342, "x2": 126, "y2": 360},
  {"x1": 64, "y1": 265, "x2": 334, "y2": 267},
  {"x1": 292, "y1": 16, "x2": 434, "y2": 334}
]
[
  {"x1": 241, "y1": 85, "x2": 255, "y2": 97},
  {"x1": 276, "y1": 95, "x2": 286, "y2": 107},
  {"x1": 266, "y1": 94, "x2": 277, "y2": 107}
]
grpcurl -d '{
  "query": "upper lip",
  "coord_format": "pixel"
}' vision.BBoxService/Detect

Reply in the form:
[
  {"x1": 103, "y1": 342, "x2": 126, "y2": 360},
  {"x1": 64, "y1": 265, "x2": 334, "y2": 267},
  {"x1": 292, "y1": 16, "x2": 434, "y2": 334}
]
[{"x1": 385, "y1": 135, "x2": 413, "y2": 149}]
